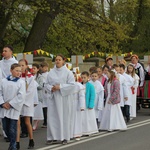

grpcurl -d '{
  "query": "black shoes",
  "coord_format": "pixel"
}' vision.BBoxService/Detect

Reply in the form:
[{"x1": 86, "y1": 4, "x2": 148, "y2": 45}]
[
  {"x1": 16, "y1": 140, "x2": 34, "y2": 149},
  {"x1": 46, "y1": 140, "x2": 53, "y2": 145},
  {"x1": 4, "y1": 137, "x2": 10, "y2": 142},
  {"x1": 28, "y1": 139, "x2": 34, "y2": 149},
  {"x1": 126, "y1": 117, "x2": 130, "y2": 123},
  {"x1": 20, "y1": 133, "x2": 28, "y2": 138},
  {"x1": 62, "y1": 140, "x2": 68, "y2": 145},
  {"x1": 16, "y1": 142, "x2": 20, "y2": 150}
]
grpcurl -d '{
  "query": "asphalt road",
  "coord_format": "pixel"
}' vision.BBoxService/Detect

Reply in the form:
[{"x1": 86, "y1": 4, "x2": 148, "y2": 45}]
[{"x1": 1, "y1": 108, "x2": 150, "y2": 150}]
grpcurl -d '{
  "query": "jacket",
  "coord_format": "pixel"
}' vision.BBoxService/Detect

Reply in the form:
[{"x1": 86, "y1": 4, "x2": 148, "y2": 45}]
[
  {"x1": 105, "y1": 79, "x2": 120, "y2": 105},
  {"x1": 85, "y1": 82, "x2": 96, "y2": 108}
]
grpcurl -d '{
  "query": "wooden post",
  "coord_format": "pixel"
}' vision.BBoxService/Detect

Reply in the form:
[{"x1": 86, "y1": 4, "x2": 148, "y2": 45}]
[
  {"x1": 76, "y1": 55, "x2": 78, "y2": 67},
  {"x1": 116, "y1": 55, "x2": 118, "y2": 64},
  {"x1": 148, "y1": 55, "x2": 150, "y2": 61},
  {"x1": 23, "y1": 53, "x2": 26, "y2": 59}
]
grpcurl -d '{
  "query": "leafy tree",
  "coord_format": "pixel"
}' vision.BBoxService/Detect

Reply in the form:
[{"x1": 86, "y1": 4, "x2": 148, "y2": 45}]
[{"x1": 2, "y1": 0, "x2": 150, "y2": 57}]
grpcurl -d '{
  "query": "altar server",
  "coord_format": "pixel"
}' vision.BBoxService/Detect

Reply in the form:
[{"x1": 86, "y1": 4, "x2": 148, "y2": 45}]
[
  {"x1": 40, "y1": 62, "x2": 49, "y2": 128},
  {"x1": 89, "y1": 71, "x2": 104, "y2": 127},
  {"x1": 32, "y1": 63, "x2": 44, "y2": 130},
  {"x1": 45, "y1": 54, "x2": 76, "y2": 145},
  {"x1": 0, "y1": 63, "x2": 25, "y2": 150},
  {"x1": 16, "y1": 59, "x2": 36, "y2": 149},
  {"x1": 120, "y1": 64, "x2": 134, "y2": 122}
]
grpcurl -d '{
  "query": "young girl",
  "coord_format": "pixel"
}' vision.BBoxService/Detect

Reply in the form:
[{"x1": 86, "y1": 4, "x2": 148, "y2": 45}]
[
  {"x1": 40, "y1": 62, "x2": 49, "y2": 128},
  {"x1": 81, "y1": 71, "x2": 98, "y2": 135},
  {"x1": 0, "y1": 63, "x2": 25, "y2": 150},
  {"x1": 32, "y1": 63, "x2": 44, "y2": 130},
  {"x1": 89, "y1": 71, "x2": 104, "y2": 128},
  {"x1": 16, "y1": 59, "x2": 36, "y2": 149},
  {"x1": 100, "y1": 70, "x2": 127, "y2": 131},
  {"x1": 73, "y1": 72, "x2": 85, "y2": 140},
  {"x1": 126, "y1": 64, "x2": 139, "y2": 118}
]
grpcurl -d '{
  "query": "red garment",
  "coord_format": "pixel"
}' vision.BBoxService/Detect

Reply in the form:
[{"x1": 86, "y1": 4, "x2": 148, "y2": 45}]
[
  {"x1": 21, "y1": 72, "x2": 32, "y2": 78},
  {"x1": 131, "y1": 87, "x2": 135, "y2": 94}
]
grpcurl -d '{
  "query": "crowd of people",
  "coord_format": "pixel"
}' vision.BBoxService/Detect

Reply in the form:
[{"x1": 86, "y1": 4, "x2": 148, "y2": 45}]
[{"x1": 0, "y1": 45, "x2": 149, "y2": 150}]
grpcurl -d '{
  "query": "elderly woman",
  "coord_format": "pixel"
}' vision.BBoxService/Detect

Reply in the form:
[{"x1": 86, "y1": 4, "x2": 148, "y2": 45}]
[{"x1": 45, "y1": 54, "x2": 76, "y2": 145}]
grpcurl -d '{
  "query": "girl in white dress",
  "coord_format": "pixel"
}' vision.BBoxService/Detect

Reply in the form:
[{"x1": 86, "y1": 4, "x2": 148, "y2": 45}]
[
  {"x1": 40, "y1": 62, "x2": 49, "y2": 128},
  {"x1": 32, "y1": 63, "x2": 44, "y2": 130},
  {"x1": 81, "y1": 71, "x2": 98, "y2": 135},
  {"x1": 16, "y1": 59, "x2": 36, "y2": 149},
  {"x1": 100, "y1": 70, "x2": 127, "y2": 131},
  {"x1": 72, "y1": 72, "x2": 85, "y2": 140},
  {"x1": 126, "y1": 64, "x2": 139, "y2": 118}
]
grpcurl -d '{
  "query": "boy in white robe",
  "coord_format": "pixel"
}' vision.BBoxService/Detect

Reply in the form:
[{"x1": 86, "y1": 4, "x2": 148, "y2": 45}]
[
  {"x1": 112, "y1": 64, "x2": 129, "y2": 115},
  {"x1": 89, "y1": 71, "x2": 104, "y2": 128},
  {"x1": 0, "y1": 63, "x2": 25, "y2": 150},
  {"x1": 119, "y1": 64, "x2": 134, "y2": 122}
]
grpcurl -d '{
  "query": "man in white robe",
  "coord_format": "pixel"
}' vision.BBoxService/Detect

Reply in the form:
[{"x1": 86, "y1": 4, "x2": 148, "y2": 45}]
[
  {"x1": 0, "y1": 45, "x2": 18, "y2": 79},
  {"x1": 0, "y1": 45, "x2": 18, "y2": 139}
]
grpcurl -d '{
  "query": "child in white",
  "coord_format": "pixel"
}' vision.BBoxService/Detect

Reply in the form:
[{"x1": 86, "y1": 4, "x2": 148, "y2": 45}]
[
  {"x1": 40, "y1": 62, "x2": 49, "y2": 128},
  {"x1": 73, "y1": 72, "x2": 85, "y2": 140},
  {"x1": 32, "y1": 63, "x2": 44, "y2": 130},
  {"x1": 0, "y1": 63, "x2": 25, "y2": 150},
  {"x1": 100, "y1": 70, "x2": 127, "y2": 131},
  {"x1": 126, "y1": 64, "x2": 139, "y2": 118},
  {"x1": 119, "y1": 64, "x2": 134, "y2": 122},
  {"x1": 81, "y1": 71, "x2": 98, "y2": 135},
  {"x1": 89, "y1": 71, "x2": 104, "y2": 127},
  {"x1": 16, "y1": 59, "x2": 36, "y2": 149},
  {"x1": 112, "y1": 64, "x2": 129, "y2": 115}
]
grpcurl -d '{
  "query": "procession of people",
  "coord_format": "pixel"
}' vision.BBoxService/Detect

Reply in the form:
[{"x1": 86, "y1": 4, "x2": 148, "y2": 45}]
[{"x1": 0, "y1": 45, "x2": 150, "y2": 150}]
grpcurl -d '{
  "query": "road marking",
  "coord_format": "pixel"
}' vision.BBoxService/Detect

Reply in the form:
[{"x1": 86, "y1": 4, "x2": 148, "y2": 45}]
[
  {"x1": 36, "y1": 119, "x2": 150, "y2": 150},
  {"x1": 127, "y1": 119, "x2": 150, "y2": 127}
]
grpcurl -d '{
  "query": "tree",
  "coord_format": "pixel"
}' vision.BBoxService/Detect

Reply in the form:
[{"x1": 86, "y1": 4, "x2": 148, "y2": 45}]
[
  {"x1": 37, "y1": 0, "x2": 129, "y2": 56},
  {"x1": 0, "y1": 0, "x2": 17, "y2": 49},
  {"x1": 2, "y1": 0, "x2": 147, "y2": 56}
]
